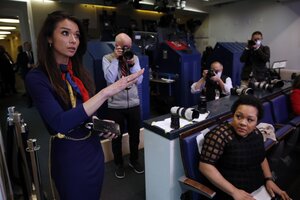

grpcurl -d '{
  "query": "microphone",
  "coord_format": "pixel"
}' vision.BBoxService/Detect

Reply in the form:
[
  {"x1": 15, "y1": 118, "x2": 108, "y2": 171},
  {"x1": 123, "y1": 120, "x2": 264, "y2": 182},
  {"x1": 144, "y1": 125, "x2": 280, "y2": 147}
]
[{"x1": 170, "y1": 106, "x2": 199, "y2": 121}]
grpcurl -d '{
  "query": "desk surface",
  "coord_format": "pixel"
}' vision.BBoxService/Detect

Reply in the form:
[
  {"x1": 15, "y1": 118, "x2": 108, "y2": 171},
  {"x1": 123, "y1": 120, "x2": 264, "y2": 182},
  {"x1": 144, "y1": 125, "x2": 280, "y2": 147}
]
[{"x1": 143, "y1": 80, "x2": 292, "y2": 140}]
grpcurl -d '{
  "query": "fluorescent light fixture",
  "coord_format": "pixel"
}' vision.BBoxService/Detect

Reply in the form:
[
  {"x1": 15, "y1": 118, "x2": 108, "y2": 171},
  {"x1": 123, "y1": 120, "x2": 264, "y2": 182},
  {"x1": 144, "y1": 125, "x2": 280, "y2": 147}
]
[
  {"x1": 183, "y1": 7, "x2": 207, "y2": 13},
  {"x1": 136, "y1": 9, "x2": 163, "y2": 15},
  {"x1": 0, "y1": 18, "x2": 20, "y2": 23},
  {"x1": 0, "y1": 26, "x2": 16, "y2": 30},
  {"x1": 0, "y1": 31, "x2": 11, "y2": 34},
  {"x1": 139, "y1": 1, "x2": 154, "y2": 5},
  {"x1": 0, "y1": 35, "x2": 7, "y2": 39}
]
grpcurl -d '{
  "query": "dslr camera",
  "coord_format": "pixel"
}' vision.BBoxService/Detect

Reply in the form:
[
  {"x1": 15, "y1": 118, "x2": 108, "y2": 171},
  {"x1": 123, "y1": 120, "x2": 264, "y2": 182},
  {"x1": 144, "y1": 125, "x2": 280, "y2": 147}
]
[
  {"x1": 247, "y1": 40, "x2": 256, "y2": 48},
  {"x1": 122, "y1": 46, "x2": 134, "y2": 61},
  {"x1": 230, "y1": 87, "x2": 254, "y2": 96},
  {"x1": 206, "y1": 69, "x2": 216, "y2": 80}
]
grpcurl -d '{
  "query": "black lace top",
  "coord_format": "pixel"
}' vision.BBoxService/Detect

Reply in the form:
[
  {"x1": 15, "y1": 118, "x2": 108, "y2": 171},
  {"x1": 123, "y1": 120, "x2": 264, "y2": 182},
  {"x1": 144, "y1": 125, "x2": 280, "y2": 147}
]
[{"x1": 200, "y1": 122, "x2": 265, "y2": 194}]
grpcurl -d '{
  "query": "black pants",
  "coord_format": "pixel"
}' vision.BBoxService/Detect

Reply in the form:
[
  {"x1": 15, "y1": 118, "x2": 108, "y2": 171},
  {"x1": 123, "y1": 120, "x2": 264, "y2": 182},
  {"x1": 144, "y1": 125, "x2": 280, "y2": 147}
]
[{"x1": 107, "y1": 106, "x2": 141, "y2": 165}]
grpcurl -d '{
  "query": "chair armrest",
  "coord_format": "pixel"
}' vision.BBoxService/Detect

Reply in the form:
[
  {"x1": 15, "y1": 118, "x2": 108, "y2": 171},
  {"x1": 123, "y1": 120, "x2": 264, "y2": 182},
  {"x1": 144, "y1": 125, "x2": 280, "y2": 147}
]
[
  {"x1": 178, "y1": 176, "x2": 216, "y2": 199},
  {"x1": 290, "y1": 116, "x2": 300, "y2": 127},
  {"x1": 274, "y1": 123, "x2": 284, "y2": 130}
]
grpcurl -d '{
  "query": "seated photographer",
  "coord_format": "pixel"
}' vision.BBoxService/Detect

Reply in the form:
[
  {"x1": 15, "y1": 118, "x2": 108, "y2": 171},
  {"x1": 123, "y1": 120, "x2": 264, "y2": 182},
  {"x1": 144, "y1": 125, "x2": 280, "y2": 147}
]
[
  {"x1": 191, "y1": 61, "x2": 232, "y2": 101},
  {"x1": 199, "y1": 95, "x2": 291, "y2": 200},
  {"x1": 240, "y1": 31, "x2": 270, "y2": 87},
  {"x1": 102, "y1": 33, "x2": 144, "y2": 179},
  {"x1": 291, "y1": 74, "x2": 300, "y2": 115}
]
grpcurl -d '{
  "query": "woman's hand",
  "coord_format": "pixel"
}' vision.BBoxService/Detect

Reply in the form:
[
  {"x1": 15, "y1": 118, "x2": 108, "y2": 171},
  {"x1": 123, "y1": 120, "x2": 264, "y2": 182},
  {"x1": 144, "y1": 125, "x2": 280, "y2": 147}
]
[
  {"x1": 231, "y1": 188, "x2": 255, "y2": 200},
  {"x1": 266, "y1": 181, "x2": 291, "y2": 200},
  {"x1": 103, "y1": 68, "x2": 144, "y2": 98}
]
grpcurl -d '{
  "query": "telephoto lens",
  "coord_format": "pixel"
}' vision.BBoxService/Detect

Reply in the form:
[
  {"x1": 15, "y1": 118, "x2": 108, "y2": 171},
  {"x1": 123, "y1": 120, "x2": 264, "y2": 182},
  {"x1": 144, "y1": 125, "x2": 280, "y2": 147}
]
[
  {"x1": 198, "y1": 95, "x2": 207, "y2": 114},
  {"x1": 249, "y1": 81, "x2": 274, "y2": 92},
  {"x1": 230, "y1": 87, "x2": 254, "y2": 95},
  {"x1": 170, "y1": 106, "x2": 200, "y2": 121}
]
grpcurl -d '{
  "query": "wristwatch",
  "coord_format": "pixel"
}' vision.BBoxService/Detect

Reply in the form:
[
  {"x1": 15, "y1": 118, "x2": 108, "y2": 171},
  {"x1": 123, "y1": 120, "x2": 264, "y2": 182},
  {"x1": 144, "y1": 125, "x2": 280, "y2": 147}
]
[{"x1": 265, "y1": 176, "x2": 275, "y2": 183}]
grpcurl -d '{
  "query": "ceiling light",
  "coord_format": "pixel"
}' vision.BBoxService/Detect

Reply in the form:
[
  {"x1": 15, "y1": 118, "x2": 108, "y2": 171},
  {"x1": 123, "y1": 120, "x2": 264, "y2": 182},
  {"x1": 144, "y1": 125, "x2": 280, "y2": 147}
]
[
  {"x1": 0, "y1": 31, "x2": 11, "y2": 34},
  {"x1": 0, "y1": 18, "x2": 20, "y2": 23},
  {"x1": 139, "y1": 1, "x2": 154, "y2": 5},
  {"x1": 0, "y1": 35, "x2": 7, "y2": 39},
  {"x1": 0, "y1": 26, "x2": 16, "y2": 30}
]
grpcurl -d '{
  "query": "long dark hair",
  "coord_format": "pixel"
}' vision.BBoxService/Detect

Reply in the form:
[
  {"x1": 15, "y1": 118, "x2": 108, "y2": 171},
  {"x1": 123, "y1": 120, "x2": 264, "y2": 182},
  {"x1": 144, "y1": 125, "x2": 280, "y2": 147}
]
[{"x1": 37, "y1": 10, "x2": 95, "y2": 109}]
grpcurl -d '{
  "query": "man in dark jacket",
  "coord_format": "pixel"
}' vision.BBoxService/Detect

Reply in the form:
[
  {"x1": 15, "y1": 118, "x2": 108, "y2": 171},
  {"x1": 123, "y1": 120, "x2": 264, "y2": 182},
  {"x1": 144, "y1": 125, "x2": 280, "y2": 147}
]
[{"x1": 240, "y1": 31, "x2": 270, "y2": 87}]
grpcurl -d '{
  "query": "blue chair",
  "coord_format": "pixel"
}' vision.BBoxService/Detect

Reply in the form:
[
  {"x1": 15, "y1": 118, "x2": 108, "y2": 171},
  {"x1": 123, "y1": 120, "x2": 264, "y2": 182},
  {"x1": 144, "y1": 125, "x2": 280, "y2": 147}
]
[
  {"x1": 261, "y1": 101, "x2": 294, "y2": 142},
  {"x1": 269, "y1": 94, "x2": 300, "y2": 127},
  {"x1": 179, "y1": 125, "x2": 217, "y2": 200},
  {"x1": 269, "y1": 94, "x2": 299, "y2": 157}
]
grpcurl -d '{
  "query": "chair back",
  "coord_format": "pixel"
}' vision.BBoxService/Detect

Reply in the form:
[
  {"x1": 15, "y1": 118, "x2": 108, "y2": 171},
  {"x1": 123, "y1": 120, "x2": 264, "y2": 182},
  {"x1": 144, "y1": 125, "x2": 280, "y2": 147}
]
[
  {"x1": 180, "y1": 124, "x2": 217, "y2": 200},
  {"x1": 180, "y1": 125, "x2": 217, "y2": 178},
  {"x1": 180, "y1": 132, "x2": 202, "y2": 182},
  {"x1": 260, "y1": 101, "x2": 275, "y2": 125},
  {"x1": 269, "y1": 94, "x2": 290, "y2": 124}
]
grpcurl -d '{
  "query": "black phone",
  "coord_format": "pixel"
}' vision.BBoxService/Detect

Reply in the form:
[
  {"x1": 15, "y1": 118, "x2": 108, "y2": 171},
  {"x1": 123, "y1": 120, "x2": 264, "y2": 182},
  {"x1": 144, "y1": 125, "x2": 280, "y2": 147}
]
[{"x1": 92, "y1": 117, "x2": 121, "y2": 136}]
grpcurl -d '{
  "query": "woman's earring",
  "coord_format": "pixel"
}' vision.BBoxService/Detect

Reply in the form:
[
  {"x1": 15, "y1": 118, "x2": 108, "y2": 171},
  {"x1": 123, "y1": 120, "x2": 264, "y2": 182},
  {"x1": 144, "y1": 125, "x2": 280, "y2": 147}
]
[{"x1": 49, "y1": 43, "x2": 52, "y2": 48}]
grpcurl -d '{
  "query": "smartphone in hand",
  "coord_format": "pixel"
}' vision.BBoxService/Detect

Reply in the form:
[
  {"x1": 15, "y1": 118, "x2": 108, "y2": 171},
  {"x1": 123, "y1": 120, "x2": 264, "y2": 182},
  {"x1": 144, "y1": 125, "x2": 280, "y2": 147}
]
[{"x1": 92, "y1": 117, "x2": 121, "y2": 136}]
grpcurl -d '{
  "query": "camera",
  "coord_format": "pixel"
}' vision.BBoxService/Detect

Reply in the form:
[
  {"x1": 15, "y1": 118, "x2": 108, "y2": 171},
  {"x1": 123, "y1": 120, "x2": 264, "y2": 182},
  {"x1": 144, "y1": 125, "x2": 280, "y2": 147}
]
[
  {"x1": 249, "y1": 79, "x2": 284, "y2": 92},
  {"x1": 206, "y1": 69, "x2": 215, "y2": 79},
  {"x1": 170, "y1": 106, "x2": 200, "y2": 121},
  {"x1": 249, "y1": 81, "x2": 274, "y2": 92},
  {"x1": 230, "y1": 87, "x2": 254, "y2": 96},
  {"x1": 247, "y1": 40, "x2": 256, "y2": 47},
  {"x1": 122, "y1": 46, "x2": 134, "y2": 61}
]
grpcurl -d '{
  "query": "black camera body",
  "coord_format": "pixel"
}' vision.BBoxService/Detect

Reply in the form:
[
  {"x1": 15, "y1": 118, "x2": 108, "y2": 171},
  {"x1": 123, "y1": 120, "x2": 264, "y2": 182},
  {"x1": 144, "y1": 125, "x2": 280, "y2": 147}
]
[
  {"x1": 206, "y1": 69, "x2": 215, "y2": 79},
  {"x1": 230, "y1": 87, "x2": 254, "y2": 96},
  {"x1": 122, "y1": 46, "x2": 134, "y2": 61},
  {"x1": 247, "y1": 40, "x2": 256, "y2": 47}
]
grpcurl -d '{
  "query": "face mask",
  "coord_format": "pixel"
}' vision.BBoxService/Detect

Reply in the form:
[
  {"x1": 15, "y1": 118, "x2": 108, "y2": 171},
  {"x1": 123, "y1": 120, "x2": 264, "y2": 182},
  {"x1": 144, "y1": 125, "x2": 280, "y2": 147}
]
[{"x1": 256, "y1": 40, "x2": 262, "y2": 46}]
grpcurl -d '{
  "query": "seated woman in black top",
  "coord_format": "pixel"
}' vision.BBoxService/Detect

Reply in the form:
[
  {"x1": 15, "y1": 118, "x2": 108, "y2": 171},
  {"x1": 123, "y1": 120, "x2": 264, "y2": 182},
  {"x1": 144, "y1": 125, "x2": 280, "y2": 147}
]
[{"x1": 199, "y1": 95, "x2": 291, "y2": 200}]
